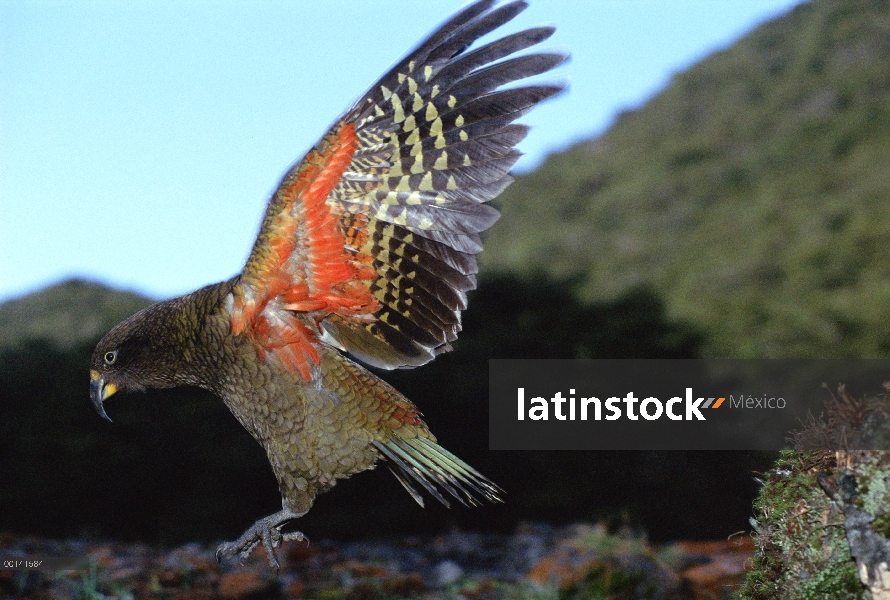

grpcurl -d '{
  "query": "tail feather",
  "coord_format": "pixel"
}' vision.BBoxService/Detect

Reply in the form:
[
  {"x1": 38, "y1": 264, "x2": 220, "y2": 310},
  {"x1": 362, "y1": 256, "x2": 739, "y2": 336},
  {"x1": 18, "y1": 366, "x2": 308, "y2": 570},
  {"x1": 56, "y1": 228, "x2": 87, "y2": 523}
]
[
  {"x1": 374, "y1": 435, "x2": 503, "y2": 509},
  {"x1": 386, "y1": 464, "x2": 428, "y2": 507},
  {"x1": 375, "y1": 437, "x2": 455, "y2": 507}
]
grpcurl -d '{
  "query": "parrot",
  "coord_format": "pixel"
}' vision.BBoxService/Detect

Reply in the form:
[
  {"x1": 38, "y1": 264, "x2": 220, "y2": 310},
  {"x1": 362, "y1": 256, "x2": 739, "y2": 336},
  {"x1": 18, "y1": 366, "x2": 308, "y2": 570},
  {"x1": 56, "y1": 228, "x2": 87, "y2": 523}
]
[{"x1": 89, "y1": 0, "x2": 565, "y2": 569}]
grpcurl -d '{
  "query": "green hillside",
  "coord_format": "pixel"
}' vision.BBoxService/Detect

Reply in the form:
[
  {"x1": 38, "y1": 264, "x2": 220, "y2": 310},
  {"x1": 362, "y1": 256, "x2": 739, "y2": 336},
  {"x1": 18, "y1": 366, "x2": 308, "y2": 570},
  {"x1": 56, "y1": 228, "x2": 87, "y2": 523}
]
[
  {"x1": 483, "y1": 0, "x2": 890, "y2": 358},
  {"x1": 0, "y1": 279, "x2": 152, "y2": 350}
]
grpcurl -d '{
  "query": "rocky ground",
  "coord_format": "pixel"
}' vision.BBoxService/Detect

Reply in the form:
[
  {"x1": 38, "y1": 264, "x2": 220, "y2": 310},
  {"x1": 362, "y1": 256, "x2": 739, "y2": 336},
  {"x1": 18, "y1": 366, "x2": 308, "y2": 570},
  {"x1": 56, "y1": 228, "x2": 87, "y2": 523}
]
[{"x1": 0, "y1": 524, "x2": 753, "y2": 599}]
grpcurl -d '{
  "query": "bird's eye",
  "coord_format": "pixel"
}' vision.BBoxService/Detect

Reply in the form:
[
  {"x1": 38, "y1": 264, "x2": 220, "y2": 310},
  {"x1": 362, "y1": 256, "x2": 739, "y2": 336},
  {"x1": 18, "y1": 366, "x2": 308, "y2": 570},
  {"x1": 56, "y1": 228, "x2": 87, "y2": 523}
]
[{"x1": 104, "y1": 350, "x2": 118, "y2": 365}]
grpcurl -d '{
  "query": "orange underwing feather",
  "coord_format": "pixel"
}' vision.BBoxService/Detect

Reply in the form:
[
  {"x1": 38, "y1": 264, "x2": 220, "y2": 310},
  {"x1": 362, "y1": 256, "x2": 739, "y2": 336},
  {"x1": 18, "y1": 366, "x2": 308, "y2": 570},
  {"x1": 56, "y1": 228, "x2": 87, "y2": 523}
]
[{"x1": 231, "y1": 123, "x2": 379, "y2": 379}]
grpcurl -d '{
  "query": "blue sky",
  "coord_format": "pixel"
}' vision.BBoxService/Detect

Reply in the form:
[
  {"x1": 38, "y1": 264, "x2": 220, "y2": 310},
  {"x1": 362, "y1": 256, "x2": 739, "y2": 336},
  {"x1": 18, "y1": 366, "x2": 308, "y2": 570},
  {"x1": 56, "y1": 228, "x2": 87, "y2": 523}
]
[{"x1": 1, "y1": 0, "x2": 801, "y2": 302}]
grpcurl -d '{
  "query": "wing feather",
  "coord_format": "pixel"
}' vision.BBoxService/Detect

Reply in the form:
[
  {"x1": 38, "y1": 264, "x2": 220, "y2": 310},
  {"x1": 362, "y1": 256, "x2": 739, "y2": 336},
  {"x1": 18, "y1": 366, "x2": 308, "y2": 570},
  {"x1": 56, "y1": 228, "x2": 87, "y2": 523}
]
[{"x1": 228, "y1": 0, "x2": 566, "y2": 377}]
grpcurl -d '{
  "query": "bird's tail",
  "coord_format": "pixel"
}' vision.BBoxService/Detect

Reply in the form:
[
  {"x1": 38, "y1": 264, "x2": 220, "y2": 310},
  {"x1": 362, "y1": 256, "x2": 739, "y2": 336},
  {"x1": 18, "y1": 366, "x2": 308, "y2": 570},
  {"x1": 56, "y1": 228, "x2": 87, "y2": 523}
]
[{"x1": 373, "y1": 435, "x2": 502, "y2": 508}]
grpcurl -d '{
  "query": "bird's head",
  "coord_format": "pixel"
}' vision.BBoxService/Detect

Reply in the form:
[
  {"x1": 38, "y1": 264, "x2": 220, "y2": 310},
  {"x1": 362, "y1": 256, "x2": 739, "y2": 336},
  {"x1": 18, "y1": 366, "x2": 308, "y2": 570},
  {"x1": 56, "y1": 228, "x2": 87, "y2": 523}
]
[{"x1": 89, "y1": 299, "x2": 195, "y2": 422}]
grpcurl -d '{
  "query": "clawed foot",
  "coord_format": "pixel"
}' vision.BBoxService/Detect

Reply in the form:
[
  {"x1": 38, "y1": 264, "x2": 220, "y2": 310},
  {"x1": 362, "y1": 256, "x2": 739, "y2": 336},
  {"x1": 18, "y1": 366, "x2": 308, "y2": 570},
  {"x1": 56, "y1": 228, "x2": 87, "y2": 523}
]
[{"x1": 215, "y1": 508, "x2": 307, "y2": 570}]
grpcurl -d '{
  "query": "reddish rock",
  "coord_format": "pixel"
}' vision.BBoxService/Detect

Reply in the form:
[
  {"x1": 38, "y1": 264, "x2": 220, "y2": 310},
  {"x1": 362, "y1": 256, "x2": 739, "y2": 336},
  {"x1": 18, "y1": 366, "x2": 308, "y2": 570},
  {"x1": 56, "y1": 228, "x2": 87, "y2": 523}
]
[
  {"x1": 526, "y1": 556, "x2": 558, "y2": 585},
  {"x1": 217, "y1": 570, "x2": 275, "y2": 600},
  {"x1": 673, "y1": 538, "x2": 754, "y2": 556},
  {"x1": 381, "y1": 572, "x2": 425, "y2": 595},
  {"x1": 284, "y1": 579, "x2": 305, "y2": 597},
  {"x1": 283, "y1": 539, "x2": 318, "y2": 565},
  {"x1": 675, "y1": 537, "x2": 754, "y2": 600},
  {"x1": 342, "y1": 560, "x2": 388, "y2": 578},
  {"x1": 527, "y1": 552, "x2": 605, "y2": 587},
  {"x1": 158, "y1": 568, "x2": 182, "y2": 586}
]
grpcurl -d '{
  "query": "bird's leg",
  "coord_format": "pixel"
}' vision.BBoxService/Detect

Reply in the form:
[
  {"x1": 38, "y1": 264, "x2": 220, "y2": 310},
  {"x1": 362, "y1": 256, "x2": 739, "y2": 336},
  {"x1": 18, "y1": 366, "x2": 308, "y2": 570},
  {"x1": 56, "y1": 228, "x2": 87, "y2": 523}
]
[{"x1": 215, "y1": 506, "x2": 307, "y2": 570}]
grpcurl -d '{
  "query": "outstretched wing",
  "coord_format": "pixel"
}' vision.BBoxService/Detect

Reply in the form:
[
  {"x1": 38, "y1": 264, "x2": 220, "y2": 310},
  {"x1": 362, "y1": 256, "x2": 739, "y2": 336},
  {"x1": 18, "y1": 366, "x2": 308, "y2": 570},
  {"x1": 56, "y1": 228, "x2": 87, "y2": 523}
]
[{"x1": 228, "y1": 0, "x2": 565, "y2": 380}]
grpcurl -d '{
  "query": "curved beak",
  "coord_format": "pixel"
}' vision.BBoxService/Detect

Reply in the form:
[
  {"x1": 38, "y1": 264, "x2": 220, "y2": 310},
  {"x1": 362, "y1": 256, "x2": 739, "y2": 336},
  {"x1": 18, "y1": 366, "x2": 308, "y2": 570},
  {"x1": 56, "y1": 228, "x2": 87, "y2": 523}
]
[{"x1": 89, "y1": 370, "x2": 117, "y2": 422}]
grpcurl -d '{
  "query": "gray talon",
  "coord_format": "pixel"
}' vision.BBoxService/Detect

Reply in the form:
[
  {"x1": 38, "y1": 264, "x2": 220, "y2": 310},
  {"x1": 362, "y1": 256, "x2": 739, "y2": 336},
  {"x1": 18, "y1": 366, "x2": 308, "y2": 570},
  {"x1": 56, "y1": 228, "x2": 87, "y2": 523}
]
[{"x1": 215, "y1": 506, "x2": 306, "y2": 568}]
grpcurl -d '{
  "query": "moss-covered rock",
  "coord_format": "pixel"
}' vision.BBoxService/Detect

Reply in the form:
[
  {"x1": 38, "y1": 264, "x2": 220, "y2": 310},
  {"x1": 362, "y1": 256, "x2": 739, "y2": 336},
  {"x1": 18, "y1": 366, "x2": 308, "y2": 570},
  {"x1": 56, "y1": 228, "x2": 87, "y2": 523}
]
[{"x1": 742, "y1": 387, "x2": 890, "y2": 599}]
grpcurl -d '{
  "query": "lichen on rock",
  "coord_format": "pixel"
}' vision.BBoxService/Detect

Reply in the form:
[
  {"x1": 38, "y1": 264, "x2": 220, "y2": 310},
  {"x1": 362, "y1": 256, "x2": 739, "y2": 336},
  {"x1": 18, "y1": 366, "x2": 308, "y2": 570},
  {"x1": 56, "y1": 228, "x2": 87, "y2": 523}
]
[{"x1": 742, "y1": 385, "x2": 890, "y2": 600}]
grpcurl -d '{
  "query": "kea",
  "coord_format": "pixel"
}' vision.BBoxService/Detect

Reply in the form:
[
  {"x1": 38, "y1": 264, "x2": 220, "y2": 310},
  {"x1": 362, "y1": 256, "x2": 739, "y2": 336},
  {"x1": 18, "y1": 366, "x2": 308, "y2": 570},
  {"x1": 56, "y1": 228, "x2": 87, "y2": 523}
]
[{"x1": 89, "y1": 0, "x2": 565, "y2": 568}]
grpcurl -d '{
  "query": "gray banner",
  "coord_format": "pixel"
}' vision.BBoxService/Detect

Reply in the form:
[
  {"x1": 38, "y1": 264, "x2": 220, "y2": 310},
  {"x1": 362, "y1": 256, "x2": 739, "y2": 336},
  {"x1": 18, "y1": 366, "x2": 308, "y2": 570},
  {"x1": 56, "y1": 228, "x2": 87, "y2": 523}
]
[{"x1": 489, "y1": 359, "x2": 890, "y2": 450}]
